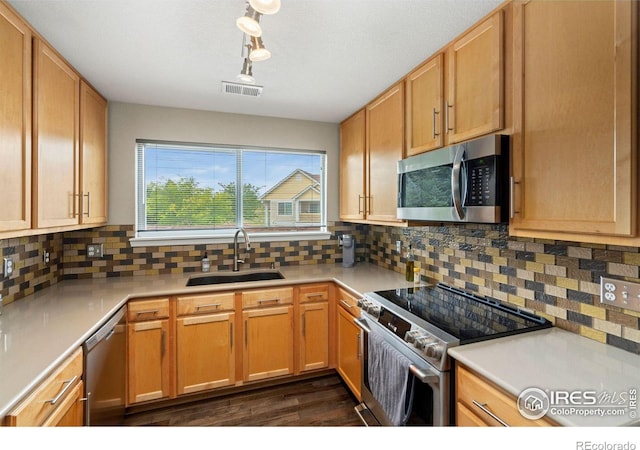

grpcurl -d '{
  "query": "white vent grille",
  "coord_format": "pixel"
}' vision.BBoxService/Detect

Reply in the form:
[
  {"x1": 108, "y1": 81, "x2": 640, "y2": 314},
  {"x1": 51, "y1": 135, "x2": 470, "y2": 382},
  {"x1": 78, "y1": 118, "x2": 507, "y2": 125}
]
[{"x1": 221, "y1": 81, "x2": 263, "y2": 97}]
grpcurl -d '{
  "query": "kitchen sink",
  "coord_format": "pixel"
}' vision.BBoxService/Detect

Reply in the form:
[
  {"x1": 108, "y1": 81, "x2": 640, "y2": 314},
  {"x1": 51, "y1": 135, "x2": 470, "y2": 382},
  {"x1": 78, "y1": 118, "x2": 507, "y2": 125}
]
[{"x1": 186, "y1": 270, "x2": 285, "y2": 286}]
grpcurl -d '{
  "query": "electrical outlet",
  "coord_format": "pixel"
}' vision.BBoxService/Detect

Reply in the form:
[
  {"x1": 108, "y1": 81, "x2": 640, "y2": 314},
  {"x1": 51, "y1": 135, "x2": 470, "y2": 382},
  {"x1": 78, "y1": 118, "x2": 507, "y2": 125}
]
[
  {"x1": 87, "y1": 244, "x2": 104, "y2": 258},
  {"x1": 601, "y1": 276, "x2": 640, "y2": 313},
  {"x1": 396, "y1": 240, "x2": 402, "y2": 253},
  {"x1": 43, "y1": 250, "x2": 50, "y2": 264},
  {"x1": 3, "y1": 258, "x2": 13, "y2": 278}
]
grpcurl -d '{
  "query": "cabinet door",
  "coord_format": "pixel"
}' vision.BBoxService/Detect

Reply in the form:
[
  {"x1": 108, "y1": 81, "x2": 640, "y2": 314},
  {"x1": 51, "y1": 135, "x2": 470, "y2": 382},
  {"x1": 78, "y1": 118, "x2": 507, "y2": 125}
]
[
  {"x1": 511, "y1": 0, "x2": 635, "y2": 238},
  {"x1": 447, "y1": 11, "x2": 503, "y2": 144},
  {"x1": 336, "y1": 305, "x2": 362, "y2": 401},
  {"x1": 243, "y1": 306, "x2": 294, "y2": 382},
  {"x1": 298, "y1": 302, "x2": 329, "y2": 372},
  {"x1": 177, "y1": 313, "x2": 235, "y2": 395},
  {"x1": 0, "y1": 3, "x2": 31, "y2": 234},
  {"x1": 339, "y1": 109, "x2": 366, "y2": 220},
  {"x1": 405, "y1": 53, "x2": 444, "y2": 156},
  {"x1": 127, "y1": 319, "x2": 171, "y2": 405},
  {"x1": 79, "y1": 80, "x2": 108, "y2": 225},
  {"x1": 366, "y1": 82, "x2": 405, "y2": 223},
  {"x1": 33, "y1": 39, "x2": 80, "y2": 229}
]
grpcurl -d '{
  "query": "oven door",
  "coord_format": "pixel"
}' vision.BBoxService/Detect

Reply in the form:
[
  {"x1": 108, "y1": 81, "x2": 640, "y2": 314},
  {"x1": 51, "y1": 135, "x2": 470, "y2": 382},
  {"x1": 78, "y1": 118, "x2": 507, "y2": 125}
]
[{"x1": 354, "y1": 316, "x2": 450, "y2": 426}]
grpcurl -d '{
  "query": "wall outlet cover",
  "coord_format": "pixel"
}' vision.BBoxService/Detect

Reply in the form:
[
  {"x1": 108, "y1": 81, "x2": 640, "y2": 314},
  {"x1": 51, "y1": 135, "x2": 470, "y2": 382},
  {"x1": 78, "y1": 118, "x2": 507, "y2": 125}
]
[
  {"x1": 3, "y1": 258, "x2": 13, "y2": 277},
  {"x1": 87, "y1": 244, "x2": 104, "y2": 258}
]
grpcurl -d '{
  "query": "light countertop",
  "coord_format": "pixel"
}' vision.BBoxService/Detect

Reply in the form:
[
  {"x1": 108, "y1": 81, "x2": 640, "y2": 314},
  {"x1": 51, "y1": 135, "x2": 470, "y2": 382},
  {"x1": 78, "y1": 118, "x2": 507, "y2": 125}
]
[
  {"x1": 448, "y1": 328, "x2": 640, "y2": 427},
  {"x1": 0, "y1": 263, "x2": 415, "y2": 419}
]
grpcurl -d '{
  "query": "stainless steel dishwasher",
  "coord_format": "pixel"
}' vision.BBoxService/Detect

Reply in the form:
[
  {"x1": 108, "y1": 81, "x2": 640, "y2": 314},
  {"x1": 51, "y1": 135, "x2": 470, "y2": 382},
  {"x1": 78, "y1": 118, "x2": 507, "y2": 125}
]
[{"x1": 82, "y1": 305, "x2": 127, "y2": 426}]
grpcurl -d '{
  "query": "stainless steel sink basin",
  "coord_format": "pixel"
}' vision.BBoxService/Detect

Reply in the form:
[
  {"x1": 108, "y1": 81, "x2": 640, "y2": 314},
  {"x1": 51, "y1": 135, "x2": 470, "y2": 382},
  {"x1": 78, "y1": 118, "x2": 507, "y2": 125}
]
[{"x1": 186, "y1": 270, "x2": 284, "y2": 286}]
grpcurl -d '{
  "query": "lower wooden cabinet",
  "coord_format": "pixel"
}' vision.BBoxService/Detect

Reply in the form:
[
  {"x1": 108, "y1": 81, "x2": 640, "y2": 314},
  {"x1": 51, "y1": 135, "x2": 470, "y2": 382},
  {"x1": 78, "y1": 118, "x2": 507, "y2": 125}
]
[
  {"x1": 455, "y1": 363, "x2": 556, "y2": 427},
  {"x1": 127, "y1": 298, "x2": 172, "y2": 405},
  {"x1": 298, "y1": 301, "x2": 329, "y2": 372},
  {"x1": 176, "y1": 312, "x2": 235, "y2": 395},
  {"x1": 243, "y1": 305, "x2": 294, "y2": 382},
  {"x1": 4, "y1": 348, "x2": 84, "y2": 426},
  {"x1": 336, "y1": 288, "x2": 362, "y2": 401}
]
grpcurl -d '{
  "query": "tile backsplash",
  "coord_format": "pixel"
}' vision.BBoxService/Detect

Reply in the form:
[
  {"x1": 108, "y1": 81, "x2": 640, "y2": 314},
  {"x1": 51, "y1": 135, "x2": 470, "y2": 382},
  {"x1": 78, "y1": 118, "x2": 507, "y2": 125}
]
[{"x1": 1, "y1": 221, "x2": 640, "y2": 355}]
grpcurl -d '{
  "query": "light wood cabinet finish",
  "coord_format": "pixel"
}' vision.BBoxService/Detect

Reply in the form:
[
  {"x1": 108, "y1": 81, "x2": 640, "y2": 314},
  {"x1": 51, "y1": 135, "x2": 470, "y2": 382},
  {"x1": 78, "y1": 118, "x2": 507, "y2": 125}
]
[
  {"x1": 298, "y1": 283, "x2": 330, "y2": 304},
  {"x1": 510, "y1": 0, "x2": 637, "y2": 243},
  {"x1": 177, "y1": 292, "x2": 235, "y2": 316},
  {"x1": 336, "y1": 286, "x2": 360, "y2": 318},
  {"x1": 456, "y1": 364, "x2": 556, "y2": 427},
  {"x1": 0, "y1": 2, "x2": 31, "y2": 235},
  {"x1": 176, "y1": 312, "x2": 235, "y2": 395},
  {"x1": 241, "y1": 287, "x2": 293, "y2": 309},
  {"x1": 339, "y1": 109, "x2": 366, "y2": 221},
  {"x1": 446, "y1": 11, "x2": 504, "y2": 144},
  {"x1": 405, "y1": 53, "x2": 445, "y2": 156},
  {"x1": 243, "y1": 305, "x2": 294, "y2": 382},
  {"x1": 298, "y1": 301, "x2": 329, "y2": 373},
  {"x1": 365, "y1": 82, "x2": 405, "y2": 223},
  {"x1": 127, "y1": 297, "x2": 170, "y2": 321},
  {"x1": 336, "y1": 300, "x2": 362, "y2": 401},
  {"x1": 79, "y1": 80, "x2": 108, "y2": 225},
  {"x1": 4, "y1": 348, "x2": 83, "y2": 426},
  {"x1": 33, "y1": 39, "x2": 80, "y2": 229}
]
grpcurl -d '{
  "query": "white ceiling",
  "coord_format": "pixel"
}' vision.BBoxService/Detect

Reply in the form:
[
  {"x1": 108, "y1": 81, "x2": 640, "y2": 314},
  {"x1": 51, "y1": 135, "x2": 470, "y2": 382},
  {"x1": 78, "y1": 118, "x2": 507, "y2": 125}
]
[{"x1": 8, "y1": 0, "x2": 503, "y2": 123}]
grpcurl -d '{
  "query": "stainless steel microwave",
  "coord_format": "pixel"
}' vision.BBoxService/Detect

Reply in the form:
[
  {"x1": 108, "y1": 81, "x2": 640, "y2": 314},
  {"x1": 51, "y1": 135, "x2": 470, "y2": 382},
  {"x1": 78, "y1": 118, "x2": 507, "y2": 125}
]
[{"x1": 397, "y1": 134, "x2": 509, "y2": 223}]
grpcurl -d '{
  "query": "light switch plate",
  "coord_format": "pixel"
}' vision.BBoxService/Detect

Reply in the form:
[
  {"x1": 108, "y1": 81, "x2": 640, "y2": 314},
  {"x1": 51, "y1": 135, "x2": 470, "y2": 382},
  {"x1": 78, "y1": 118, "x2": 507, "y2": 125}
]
[
  {"x1": 600, "y1": 276, "x2": 640, "y2": 313},
  {"x1": 396, "y1": 241, "x2": 402, "y2": 253},
  {"x1": 87, "y1": 244, "x2": 104, "y2": 258}
]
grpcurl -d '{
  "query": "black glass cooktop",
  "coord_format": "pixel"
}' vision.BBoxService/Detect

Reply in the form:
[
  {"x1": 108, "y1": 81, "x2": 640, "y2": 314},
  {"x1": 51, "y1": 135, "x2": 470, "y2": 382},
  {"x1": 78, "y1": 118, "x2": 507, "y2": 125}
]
[{"x1": 371, "y1": 283, "x2": 552, "y2": 344}]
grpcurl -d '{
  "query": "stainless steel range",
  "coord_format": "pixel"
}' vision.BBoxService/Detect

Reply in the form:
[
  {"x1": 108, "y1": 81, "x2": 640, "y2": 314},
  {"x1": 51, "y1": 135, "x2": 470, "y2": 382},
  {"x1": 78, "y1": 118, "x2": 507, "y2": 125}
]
[{"x1": 354, "y1": 283, "x2": 551, "y2": 426}]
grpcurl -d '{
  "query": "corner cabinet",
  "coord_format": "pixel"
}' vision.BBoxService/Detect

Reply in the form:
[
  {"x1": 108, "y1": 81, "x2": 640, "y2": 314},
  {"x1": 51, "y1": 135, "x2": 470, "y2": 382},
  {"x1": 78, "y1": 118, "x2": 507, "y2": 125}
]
[
  {"x1": 297, "y1": 283, "x2": 330, "y2": 373},
  {"x1": 335, "y1": 287, "x2": 362, "y2": 401},
  {"x1": 510, "y1": 0, "x2": 637, "y2": 244},
  {"x1": 0, "y1": 2, "x2": 32, "y2": 235}
]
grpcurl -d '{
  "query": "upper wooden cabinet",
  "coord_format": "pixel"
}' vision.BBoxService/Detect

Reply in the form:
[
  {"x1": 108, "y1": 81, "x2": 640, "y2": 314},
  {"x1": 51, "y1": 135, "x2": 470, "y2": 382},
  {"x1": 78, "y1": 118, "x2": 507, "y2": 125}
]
[
  {"x1": 0, "y1": 3, "x2": 31, "y2": 235},
  {"x1": 339, "y1": 109, "x2": 366, "y2": 221},
  {"x1": 79, "y1": 80, "x2": 108, "y2": 225},
  {"x1": 446, "y1": 11, "x2": 504, "y2": 144},
  {"x1": 405, "y1": 53, "x2": 445, "y2": 156},
  {"x1": 365, "y1": 81, "x2": 406, "y2": 224},
  {"x1": 510, "y1": 0, "x2": 637, "y2": 243}
]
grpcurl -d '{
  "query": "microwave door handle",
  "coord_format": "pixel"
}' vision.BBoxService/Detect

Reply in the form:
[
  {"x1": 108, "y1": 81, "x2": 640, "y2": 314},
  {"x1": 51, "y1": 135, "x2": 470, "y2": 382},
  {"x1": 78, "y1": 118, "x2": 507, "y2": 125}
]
[
  {"x1": 397, "y1": 172, "x2": 405, "y2": 208},
  {"x1": 451, "y1": 146, "x2": 465, "y2": 220}
]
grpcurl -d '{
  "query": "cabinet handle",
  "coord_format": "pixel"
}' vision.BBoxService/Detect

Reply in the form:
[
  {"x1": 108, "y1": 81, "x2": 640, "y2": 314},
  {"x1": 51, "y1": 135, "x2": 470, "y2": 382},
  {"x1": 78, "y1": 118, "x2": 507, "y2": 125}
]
[
  {"x1": 358, "y1": 194, "x2": 365, "y2": 214},
  {"x1": 445, "y1": 101, "x2": 454, "y2": 133},
  {"x1": 339, "y1": 299, "x2": 353, "y2": 310},
  {"x1": 196, "y1": 303, "x2": 221, "y2": 311},
  {"x1": 302, "y1": 313, "x2": 306, "y2": 337},
  {"x1": 509, "y1": 176, "x2": 520, "y2": 219},
  {"x1": 432, "y1": 108, "x2": 440, "y2": 139},
  {"x1": 72, "y1": 193, "x2": 80, "y2": 218},
  {"x1": 305, "y1": 293, "x2": 324, "y2": 299},
  {"x1": 244, "y1": 320, "x2": 248, "y2": 348},
  {"x1": 356, "y1": 332, "x2": 361, "y2": 360},
  {"x1": 136, "y1": 309, "x2": 159, "y2": 317},
  {"x1": 161, "y1": 329, "x2": 166, "y2": 356},
  {"x1": 46, "y1": 376, "x2": 78, "y2": 405},
  {"x1": 83, "y1": 192, "x2": 91, "y2": 217},
  {"x1": 230, "y1": 322, "x2": 233, "y2": 349},
  {"x1": 472, "y1": 400, "x2": 510, "y2": 427},
  {"x1": 257, "y1": 298, "x2": 280, "y2": 305}
]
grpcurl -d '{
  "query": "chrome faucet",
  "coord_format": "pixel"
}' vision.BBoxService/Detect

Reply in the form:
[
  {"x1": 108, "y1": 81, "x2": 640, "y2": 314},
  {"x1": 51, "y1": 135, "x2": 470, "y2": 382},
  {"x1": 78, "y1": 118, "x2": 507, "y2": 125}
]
[{"x1": 233, "y1": 228, "x2": 251, "y2": 272}]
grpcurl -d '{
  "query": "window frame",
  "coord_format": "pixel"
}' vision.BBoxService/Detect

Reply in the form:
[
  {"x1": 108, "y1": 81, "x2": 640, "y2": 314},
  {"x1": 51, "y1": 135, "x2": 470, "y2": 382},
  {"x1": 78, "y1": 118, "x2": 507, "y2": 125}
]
[{"x1": 131, "y1": 140, "x2": 330, "y2": 247}]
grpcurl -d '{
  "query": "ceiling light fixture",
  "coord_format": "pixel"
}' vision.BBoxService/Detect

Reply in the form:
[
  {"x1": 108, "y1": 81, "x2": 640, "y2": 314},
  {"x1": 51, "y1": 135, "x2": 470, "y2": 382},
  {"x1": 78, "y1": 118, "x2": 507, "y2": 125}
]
[
  {"x1": 249, "y1": 36, "x2": 271, "y2": 61},
  {"x1": 249, "y1": 0, "x2": 281, "y2": 15},
  {"x1": 236, "y1": 57, "x2": 255, "y2": 84},
  {"x1": 236, "y1": 4, "x2": 262, "y2": 37}
]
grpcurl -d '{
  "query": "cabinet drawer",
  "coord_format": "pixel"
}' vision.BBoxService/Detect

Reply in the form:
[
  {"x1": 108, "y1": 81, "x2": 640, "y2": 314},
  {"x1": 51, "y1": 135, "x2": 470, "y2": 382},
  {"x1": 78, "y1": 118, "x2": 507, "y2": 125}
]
[
  {"x1": 336, "y1": 286, "x2": 360, "y2": 318},
  {"x1": 177, "y1": 292, "x2": 235, "y2": 316},
  {"x1": 242, "y1": 287, "x2": 293, "y2": 309},
  {"x1": 456, "y1": 364, "x2": 555, "y2": 427},
  {"x1": 5, "y1": 347, "x2": 83, "y2": 426},
  {"x1": 298, "y1": 283, "x2": 330, "y2": 303},
  {"x1": 128, "y1": 298, "x2": 170, "y2": 322}
]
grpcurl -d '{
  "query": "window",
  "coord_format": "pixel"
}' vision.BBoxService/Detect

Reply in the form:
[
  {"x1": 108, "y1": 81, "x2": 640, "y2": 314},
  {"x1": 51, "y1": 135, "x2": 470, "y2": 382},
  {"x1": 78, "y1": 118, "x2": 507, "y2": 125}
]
[{"x1": 135, "y1": 140, "x2": 327, "y2": 243}]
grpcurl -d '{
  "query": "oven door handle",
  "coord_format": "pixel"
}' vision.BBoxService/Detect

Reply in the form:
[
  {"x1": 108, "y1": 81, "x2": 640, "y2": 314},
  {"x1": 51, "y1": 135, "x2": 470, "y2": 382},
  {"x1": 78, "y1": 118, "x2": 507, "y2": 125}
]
[{"x1": 355, "y1": 317, "x2": 439, "y2": 386}]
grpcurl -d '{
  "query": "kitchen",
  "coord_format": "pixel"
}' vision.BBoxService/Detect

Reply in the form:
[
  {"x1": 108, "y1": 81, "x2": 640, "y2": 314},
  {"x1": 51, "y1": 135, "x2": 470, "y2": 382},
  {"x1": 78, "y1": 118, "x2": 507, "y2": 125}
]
[{"x1": 0, "y1": 0, "x2": 639, "y2": 447}]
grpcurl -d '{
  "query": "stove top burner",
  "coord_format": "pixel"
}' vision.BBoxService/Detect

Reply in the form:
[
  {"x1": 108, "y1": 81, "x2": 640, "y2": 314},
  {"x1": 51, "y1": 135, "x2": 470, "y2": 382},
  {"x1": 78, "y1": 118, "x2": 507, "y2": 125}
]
[{"x1": 370, "y1": 283, "x2": 551, "y2": 344}]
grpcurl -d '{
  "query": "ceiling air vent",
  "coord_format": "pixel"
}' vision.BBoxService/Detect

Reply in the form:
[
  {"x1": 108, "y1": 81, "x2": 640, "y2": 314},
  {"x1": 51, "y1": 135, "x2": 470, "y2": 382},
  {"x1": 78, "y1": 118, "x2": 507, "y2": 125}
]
[{"x1": 221, "y1": 81, "x2": 263, "y2": 97}]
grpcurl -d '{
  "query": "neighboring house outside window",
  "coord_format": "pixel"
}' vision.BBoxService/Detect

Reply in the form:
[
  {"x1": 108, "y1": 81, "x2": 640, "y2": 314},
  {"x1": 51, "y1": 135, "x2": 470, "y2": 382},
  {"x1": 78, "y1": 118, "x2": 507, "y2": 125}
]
[{"x1": 261, "y1": 169, "x2": 322, "y2": 226}]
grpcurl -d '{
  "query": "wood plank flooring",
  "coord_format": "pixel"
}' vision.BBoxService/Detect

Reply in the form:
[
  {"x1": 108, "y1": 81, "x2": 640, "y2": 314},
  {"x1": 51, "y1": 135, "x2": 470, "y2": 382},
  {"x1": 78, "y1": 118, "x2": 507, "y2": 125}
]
[{"x1": 123, "y1": 374, "x2": 364, "y2": 426}]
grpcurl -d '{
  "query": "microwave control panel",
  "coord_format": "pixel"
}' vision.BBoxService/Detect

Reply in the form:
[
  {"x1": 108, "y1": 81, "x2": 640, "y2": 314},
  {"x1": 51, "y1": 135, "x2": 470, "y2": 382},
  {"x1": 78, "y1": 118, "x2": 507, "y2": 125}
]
[{"x1": 466, "y1": 156, "x2": 497, "y2": 206}]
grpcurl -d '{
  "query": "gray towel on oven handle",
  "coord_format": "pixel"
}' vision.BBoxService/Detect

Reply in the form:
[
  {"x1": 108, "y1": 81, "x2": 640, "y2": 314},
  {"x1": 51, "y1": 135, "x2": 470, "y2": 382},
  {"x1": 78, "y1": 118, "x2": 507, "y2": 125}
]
[{"x1": 368, "y1": 325, "x2": 416, "y2": 426}]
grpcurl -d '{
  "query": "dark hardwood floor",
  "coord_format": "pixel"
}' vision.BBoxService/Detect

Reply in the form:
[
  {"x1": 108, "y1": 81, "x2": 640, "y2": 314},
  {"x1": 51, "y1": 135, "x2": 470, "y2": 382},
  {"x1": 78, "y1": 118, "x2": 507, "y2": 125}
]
[{"x1": 123, "y1": 374, "x2": 364, "y2": 426}]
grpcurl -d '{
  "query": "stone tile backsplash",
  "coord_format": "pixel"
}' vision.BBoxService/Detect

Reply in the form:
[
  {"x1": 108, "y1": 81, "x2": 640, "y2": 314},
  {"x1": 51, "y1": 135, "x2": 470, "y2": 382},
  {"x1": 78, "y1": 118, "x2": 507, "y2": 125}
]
[{"x1": 1, "y1": 221, "x2": 640, "y2": 355}]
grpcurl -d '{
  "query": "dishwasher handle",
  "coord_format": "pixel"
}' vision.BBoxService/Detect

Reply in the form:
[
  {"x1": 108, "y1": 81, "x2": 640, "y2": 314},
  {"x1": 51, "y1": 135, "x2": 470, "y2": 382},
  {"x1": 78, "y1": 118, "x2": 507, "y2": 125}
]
[{"x1": 83, "y1": 306, "x2": 127, "y2": 352}]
